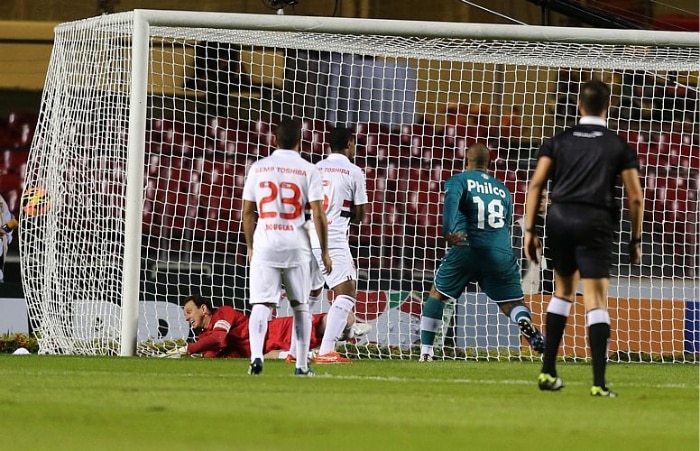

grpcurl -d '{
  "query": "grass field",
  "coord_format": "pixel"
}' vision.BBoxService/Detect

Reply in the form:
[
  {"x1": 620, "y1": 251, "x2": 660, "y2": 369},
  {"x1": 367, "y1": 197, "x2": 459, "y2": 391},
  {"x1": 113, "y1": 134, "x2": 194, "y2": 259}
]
[{"x1": 0, "y1": 356, "x2": 697, "y2": 451}]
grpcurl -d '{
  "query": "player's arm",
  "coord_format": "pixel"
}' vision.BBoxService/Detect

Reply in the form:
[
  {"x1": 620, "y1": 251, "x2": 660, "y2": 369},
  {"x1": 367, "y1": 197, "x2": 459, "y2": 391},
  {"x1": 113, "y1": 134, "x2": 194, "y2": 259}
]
[
  {"x1": 442, "y1": 178, "x2": 467, "y2": 246},
  {"x1": 187, "y1": 329, "x2": 228, "y2": 355},
  {"x1": 350, "y1": 170, "x2": 368, "y2": 224},
  {"x1": 242, "y1": 200, "x2": 257, "y2": 261},
  {"x1": 350, "y1": 203, "x2": 366, "y2": 224},
  {"x1": 310, "y1": 199, "x2": 332, "y2": 273},
  {"x1": 621, "y1": 167, "x2": 644, "y2": 264},
  {"x1": 524, "y1": 155, "x2": 552, "y2": 264}
]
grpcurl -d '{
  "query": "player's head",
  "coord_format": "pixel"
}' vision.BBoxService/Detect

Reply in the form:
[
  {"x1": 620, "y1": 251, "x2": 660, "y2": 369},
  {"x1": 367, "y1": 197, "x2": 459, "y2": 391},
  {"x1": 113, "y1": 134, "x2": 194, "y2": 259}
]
[
  {"x1": 182, "y1": 295, "x2": 213, "y2": 330},
  {"x1": 466, "y1": 143, "x2": 491, "y2": 171},
  {"x1": 578, "y1": 79, "x2": 610, "y2": 117},
  {"x1": 329, "y1": 127, "x2": 356, "y2": 158},
  {"x1": 276, "y1": 117, "x2": 303, "y2": 150}
]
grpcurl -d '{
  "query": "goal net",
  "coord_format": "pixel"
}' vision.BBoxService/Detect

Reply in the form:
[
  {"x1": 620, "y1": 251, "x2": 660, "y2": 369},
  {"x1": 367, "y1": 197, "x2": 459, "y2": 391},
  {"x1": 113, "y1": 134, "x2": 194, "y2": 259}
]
[{"x1": 20, "y1": 10, "x2": 699, "y2": 362}]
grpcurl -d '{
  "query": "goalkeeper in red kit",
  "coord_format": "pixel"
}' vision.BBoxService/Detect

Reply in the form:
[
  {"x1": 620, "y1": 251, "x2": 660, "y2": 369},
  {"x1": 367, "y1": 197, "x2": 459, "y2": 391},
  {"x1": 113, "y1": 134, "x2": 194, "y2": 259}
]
[{"x1": 169, "y1": 295, "x2": 365, "y2": 359}]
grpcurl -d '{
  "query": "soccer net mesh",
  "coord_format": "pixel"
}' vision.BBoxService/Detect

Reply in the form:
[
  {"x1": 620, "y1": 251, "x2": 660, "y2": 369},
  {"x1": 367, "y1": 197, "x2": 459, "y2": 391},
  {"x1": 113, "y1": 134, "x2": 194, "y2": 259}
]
[{"x1": 20, "y1": 11, "x2": 699, "y2": 361}]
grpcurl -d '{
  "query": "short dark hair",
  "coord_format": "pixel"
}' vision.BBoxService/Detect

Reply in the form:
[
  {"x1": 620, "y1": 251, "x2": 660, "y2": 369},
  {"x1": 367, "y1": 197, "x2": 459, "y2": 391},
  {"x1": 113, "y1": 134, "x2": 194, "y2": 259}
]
[
  {"x1": 183, "y1": 294, "x2": 212, "y2": 311},
  {"x1": 276, "y1": 117, "x2": 302, "y2": 149},
  {"x1": 466, "y1": 142, "x2": 491, "y2": 169},
  {"x1": 329, "y1": 127, "x2": 354, "y2": 153},
  {"x1": 579, "y1": 79, "x2": 610, "y2": 116}
]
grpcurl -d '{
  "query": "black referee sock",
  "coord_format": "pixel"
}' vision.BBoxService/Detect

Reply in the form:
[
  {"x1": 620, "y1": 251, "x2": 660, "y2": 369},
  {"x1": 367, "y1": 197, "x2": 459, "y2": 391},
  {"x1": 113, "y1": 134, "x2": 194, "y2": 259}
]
[
  {"x1": 541, "y1": 312, "x2": 567, "y2": 377},
  {"x1": 589, "y1": 322, "x2": 610, "y2": 388}
]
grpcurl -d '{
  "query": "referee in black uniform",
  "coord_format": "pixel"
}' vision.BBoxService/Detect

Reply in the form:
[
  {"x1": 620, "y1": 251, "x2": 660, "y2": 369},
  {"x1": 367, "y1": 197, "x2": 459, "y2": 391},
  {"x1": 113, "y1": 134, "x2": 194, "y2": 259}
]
[{"x1": 524, "y1": 79, "x2": 644, "y2": 397}]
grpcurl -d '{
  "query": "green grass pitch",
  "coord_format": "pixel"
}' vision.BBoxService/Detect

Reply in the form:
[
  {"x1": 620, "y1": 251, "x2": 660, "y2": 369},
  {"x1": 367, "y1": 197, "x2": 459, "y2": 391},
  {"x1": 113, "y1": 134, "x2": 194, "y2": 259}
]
[{"x1": 0, "y1": 356, "x2": 697, "y2": 451}]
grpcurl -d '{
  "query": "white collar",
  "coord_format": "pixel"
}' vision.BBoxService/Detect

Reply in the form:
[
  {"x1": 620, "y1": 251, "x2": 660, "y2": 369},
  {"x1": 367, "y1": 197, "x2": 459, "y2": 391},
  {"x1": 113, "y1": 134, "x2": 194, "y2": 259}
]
[{"x1": 579, "y1": 116, "x2": 607, "y2": 126}]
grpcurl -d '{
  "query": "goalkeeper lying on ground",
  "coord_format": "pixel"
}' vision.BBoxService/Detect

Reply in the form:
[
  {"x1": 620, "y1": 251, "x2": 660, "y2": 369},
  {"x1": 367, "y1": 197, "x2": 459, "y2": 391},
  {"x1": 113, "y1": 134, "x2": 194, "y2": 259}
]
[{"x1": 167, "y1": 294, "x2": 370, "y2": 359}]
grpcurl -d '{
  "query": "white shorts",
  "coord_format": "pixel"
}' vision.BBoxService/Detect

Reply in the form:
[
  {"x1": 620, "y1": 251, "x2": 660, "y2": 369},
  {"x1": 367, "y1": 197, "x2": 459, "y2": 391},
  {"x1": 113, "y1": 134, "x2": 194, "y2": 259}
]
[
  {"x1": 249, "y1": 262, "x2": 311, "y2": 305},
  {"x1": 311, "y1": 247, "x2": 357, "y2": 290}
]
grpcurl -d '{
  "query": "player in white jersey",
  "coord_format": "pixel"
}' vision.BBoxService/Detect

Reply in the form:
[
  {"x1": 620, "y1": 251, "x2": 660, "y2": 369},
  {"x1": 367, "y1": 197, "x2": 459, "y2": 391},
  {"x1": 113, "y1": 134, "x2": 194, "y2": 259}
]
[
  {"x1": 305, "y1": 126, "x2": 369, "y2": 364},
  {"x1": 242, "y1": 117, "x2": 332, "y2": 377}
]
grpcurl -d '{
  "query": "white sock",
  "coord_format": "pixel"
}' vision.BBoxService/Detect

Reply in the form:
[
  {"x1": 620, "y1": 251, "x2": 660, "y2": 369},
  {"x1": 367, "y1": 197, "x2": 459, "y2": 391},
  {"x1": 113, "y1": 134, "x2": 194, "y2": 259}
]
[
  {"x1": 292, "y1": 303, "x2": 311, "y2": 370},
  {"x1": 309, "y1": 292, "x2": 322, "y2": 310},
  {"x1": 249, "y1": 304, "x2": 271, "y2": 361},
  {"x1": 587, "y1": 308, "x2": 610, "y2": 326},
  {"x1": 547, "y1": 296, "x2": 573, "y2": 317},
  {"x1": 420, "y1": 345, "x2": 434, "y2": 356},
  {"x1": 319, "y1": 295, "x2": 354, "y2": 355}
]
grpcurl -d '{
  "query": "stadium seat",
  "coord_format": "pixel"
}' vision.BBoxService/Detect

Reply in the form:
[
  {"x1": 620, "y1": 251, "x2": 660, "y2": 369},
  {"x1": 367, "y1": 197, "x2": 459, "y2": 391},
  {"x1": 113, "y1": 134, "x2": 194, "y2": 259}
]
[
  {"x1": 300, "y1": 119, "x2": 330, "y2": 160},
  {"x1": 251, "y1": 119, "x2": 277, "y2": 147},
  {"x1": 199, "y1": 158, "x2": 237, "y2": 193},
  {"x1": 443, "y1": 123, "x2": 482, "y2": 148},
  {"x1": 0, "y1": 150, "x2": 28, "y2": 177},
  {"x1": 198, "y1": 196, "x2": 243, "y2": 236},
  {"x1": 363, "y1": 132, "x2": 403, "y2": 165},
  {"x1": 143, "y1": 187, "x2": 198, "y2": 237},
  {"x1": 7, "y1": 111, "x2": 38, "y2": 148},
  {"x1": 502, "y1": 169, "x2": 529, "y2": 218},
  {"x1": 146, "y1": 155, "x2": 197, "y2": 194},
  {"x1": 355, "y1": 122, "x2": 390, "y2": 145}
]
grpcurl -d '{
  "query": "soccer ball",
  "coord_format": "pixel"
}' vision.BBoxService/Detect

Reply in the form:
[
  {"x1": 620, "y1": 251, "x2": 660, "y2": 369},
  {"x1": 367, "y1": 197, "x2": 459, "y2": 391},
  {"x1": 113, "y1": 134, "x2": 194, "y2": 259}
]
[{"x1": 21, "y1": 187, "x2": 51, "y2": 216}]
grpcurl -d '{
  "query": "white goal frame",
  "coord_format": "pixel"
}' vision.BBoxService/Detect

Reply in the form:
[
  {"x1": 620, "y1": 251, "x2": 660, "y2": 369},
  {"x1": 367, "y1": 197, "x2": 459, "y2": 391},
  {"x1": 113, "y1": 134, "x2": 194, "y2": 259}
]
[{"x1": 23, "y1": 10, "x2": 699, "y2": 358}]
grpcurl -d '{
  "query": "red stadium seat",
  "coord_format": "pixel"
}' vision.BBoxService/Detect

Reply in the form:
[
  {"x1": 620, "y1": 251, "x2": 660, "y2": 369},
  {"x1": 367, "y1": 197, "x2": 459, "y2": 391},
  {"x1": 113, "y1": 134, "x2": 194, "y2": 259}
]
[
  {"x1": 144, "y1": 188, "x2": 198, "y2": 236},
  {"x1": 150, "y1": 118, "x2": 199, "y2": 153},
  {"x1": 7, "y1": 111, "x2": 38, "y2": 148},
  {"x1": 444, "y1": 123, "x2": 482, "y2": 148},
  {"x1": 251, "y1": 120, "x2": 277, "y2": 147},
  {"x1": 198, "y1": 196, "x2": 243, "y2": 236},
  {"x1": 300, "y1": 119, "x2": 330, "y2": 161},
  {"x1": 0, "y1": 150, "x2": 28, "y2": 177},
  {"x1": 355, "y1": 122, "x2": 390, "y2": 145}
]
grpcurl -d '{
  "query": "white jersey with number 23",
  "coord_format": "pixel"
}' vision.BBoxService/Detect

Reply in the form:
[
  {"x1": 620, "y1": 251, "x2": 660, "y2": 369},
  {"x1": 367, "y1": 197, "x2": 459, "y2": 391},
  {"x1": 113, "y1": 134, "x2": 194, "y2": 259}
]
[{"x1": 243, "y1": 149, "x2": 324, "y2": 267}]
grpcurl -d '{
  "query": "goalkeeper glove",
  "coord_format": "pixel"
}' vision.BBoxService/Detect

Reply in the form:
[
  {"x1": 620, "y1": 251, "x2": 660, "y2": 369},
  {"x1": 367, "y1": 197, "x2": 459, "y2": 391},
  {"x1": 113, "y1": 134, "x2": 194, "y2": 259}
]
[{"x1": 159, "y1": 346, "x2": 188, "y2": 358}]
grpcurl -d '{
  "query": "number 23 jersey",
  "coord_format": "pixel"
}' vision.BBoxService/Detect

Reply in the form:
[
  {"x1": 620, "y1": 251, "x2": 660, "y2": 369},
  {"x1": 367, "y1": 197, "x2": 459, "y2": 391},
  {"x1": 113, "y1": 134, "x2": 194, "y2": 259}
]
[{"x1": 243, "y1": 149, "x2": 324, "y2": 266}]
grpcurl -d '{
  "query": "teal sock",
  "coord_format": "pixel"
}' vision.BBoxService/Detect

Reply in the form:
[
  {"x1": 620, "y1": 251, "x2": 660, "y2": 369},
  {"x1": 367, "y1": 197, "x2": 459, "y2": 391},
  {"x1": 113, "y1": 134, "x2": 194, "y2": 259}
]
[
  {"x1": 509, "y1": 305, "x2": 532, "y2": 324},
  {"x1": 420, "y1": 297, "x2": 445, "y2": 346}
]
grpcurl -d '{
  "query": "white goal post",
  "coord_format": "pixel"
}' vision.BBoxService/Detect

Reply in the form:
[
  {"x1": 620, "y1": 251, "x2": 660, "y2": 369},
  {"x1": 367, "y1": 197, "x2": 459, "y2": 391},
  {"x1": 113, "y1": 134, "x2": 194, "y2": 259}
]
[{"x1": 20, "y1": 10, "x2": 699, "y2": 361}]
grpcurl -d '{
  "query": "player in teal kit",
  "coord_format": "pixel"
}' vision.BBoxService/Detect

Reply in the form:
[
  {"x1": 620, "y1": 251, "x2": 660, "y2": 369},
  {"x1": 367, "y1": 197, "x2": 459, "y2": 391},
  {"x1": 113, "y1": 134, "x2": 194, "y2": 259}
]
[{"x1": 419, "y1": 143, "x2": 545, "y2": 361}]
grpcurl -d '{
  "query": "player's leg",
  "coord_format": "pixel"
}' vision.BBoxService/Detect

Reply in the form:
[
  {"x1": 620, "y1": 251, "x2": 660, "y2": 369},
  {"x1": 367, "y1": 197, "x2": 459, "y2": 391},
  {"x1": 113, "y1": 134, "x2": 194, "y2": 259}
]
[
  {"x1": 577, "y1": 206, "x2": 616, "y2": 397},
  {"x1": 536, "y1": 269, "x2": 577, "y2": 389},
  {"x1": 315, "y1": 247, "x2": 356, "y2": 363},
  {"x1": 495, "y1": 299, "x2": 545, "y2": 353},
  {"x1": 419, "y1": 285, "x2": 453, "y2": 361},
  {"x1": 419, "y1": 247, "x2": 470, "y2": 361},
  {"x1": 481, "y1": 250, "x2": 545, "y2": 353},
  {"x1": 315, "y1": 282, "x2": 354, "y2": 362},
  {"x1": 283, "y1": 263, "x2": 314, "y2": 375},
  {"x1": 248, "y1": 263, "x2": 282, "y2": 375},
  {"x1": 537, "y1": 204, "x2": 579, "y2": 390},
  {"x1": 286, "y1": 259, "x2": 325, "y2": 362},
  {"x1": 577, "y1": 220, "x2": 616, "y2": 396},
  {"x1": 581, "y1": 277, "x2": 615, "y2": 396}
]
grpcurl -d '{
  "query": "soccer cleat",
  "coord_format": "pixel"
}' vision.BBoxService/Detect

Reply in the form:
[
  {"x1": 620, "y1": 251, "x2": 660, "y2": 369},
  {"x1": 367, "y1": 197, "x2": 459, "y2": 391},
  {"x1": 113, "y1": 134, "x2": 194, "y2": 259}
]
[
  {"x1": 294, "y1": 366, "x2": 316, "y2": 377},
  {"x1": 518, "y1": 318, "x2": 546, "y2": 353},
  {"x1": 418, "y1": 353, "x2": 433, "y2": 362},
  {"x1": 538, "y1": 373, "x2": 564, "y2": 391},
  {"x1": 284, "y1": 354, "x2": 296, "y2": 364},
  {"x1": 590, "y1": 386, "x2": 618, "y2": 398},
  {"x1": 314, "y1": 351, "x2": 351, "y2": 364},
  {"x1": 248, "y1": 358, "x2": 263, "y2": 375},
  {"x1": 351, "y1": 322, "x2": 372, "y2": 338}
]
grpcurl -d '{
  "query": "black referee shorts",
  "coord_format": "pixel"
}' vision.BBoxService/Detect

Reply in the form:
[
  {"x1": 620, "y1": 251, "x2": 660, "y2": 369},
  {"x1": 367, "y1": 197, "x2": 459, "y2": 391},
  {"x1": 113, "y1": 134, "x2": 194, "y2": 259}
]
[{"x1": 546, "y1": 203, "x2": 614, "y2": 279}]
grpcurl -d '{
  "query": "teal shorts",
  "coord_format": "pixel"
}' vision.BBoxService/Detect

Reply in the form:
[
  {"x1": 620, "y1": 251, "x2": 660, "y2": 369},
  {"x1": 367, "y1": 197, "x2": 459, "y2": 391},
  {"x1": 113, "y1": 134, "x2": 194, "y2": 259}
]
[{"x1": 433, "y1": 246, "x2": 524, "y2": 302}]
